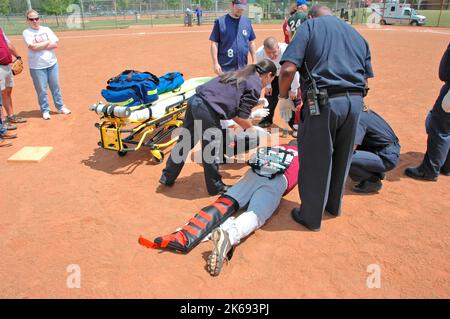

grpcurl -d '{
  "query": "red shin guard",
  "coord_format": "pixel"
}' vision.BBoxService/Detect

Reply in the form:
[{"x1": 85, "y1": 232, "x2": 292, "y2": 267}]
[{"x1": 139, "y1": 194, "x2": 239, "y2": 253}]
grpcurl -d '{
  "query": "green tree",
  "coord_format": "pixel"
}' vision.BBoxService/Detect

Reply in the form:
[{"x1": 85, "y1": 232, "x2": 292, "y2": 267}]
[
  {"x1": 0, "y1": 0, "x2": 11, "y2": 19},
  {"x1": 42, "y1": 0, "x2": 72, "y2": 26},
  {"x1": 116, "y1": 0, "x2": 130, "y2": 11},
  {"x1": 166, "y1": 0, "x2": 180, "y2": 11},
  {"x1": 199, "y1": 0, "x2": 214, "y2": 11},
  {"x1": 255, "y1": 0, "x2": 269, "y2": 18}
]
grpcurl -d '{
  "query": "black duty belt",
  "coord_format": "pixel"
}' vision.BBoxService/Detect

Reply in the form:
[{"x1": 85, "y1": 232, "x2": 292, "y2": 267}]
[{"x1": 326, "y1": 89, "x2": 364, "y2": 98}]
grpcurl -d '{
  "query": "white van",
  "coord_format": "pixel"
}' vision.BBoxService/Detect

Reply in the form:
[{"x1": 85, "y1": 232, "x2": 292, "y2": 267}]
[{"x1": 373, "y1": 1, "x2": 426, "y2": 26}]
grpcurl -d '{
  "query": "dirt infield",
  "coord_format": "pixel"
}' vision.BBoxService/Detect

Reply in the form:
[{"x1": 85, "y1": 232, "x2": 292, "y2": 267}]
[{"x1": 1, "y1": 24, "x2": 449, "y2": 298}]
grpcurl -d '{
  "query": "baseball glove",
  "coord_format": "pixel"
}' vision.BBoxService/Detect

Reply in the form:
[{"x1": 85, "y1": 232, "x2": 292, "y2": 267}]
[{"x1": 11, "y1": 57, "x2": 23, "y2": 76}]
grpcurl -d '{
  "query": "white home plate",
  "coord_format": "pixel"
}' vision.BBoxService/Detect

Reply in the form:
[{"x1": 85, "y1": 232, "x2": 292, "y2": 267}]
[{"x1": 7, "y1": 146, "x2": 53, "y2": 163}]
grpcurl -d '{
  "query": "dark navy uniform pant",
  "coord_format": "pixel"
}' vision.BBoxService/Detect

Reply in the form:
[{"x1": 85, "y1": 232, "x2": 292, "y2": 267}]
[
  {"x1": 264, "y1": 76, "x2": 298, "y2": 129},
  {"x1": 349, "y1": 142, "x2": 400, "y2": 182},
  {"x1": 265, "y1": 76, "x2": 280, "y2": 123},
  {"x1": 297, "y1": 93, "x2": 363, "y2": 229},
  {"x1": 420, "y1": 84, "x2": 450, "y2": 176},
  {"x1": 161, "y1": 95, "x2": 224, "y2": 194}
]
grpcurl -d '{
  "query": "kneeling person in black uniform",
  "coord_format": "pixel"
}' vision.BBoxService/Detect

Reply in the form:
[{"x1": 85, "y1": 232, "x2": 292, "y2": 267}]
[
  {"x1": 159, "y1": 59, "x2": 277, "y2": 195},
  {"x1": 350, "y1": 104, "x2": 400, "y2": 193}
]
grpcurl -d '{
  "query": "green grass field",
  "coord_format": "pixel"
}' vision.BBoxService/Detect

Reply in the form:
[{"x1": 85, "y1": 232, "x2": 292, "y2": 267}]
[{"x1": 1, "y1": 9, "x2": 449, "y2": 36}]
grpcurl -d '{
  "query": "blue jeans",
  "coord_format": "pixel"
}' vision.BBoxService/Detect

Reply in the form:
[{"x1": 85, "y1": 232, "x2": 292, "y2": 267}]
[
  {"x1": 30, "y1": 63, "x2": 65, "y2": 114},
  {"x1": 0, "y1": 95, "x2": 6, "y2": 135}
]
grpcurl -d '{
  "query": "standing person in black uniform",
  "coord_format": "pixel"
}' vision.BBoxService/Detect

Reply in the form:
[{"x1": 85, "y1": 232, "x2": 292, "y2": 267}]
[
  {"x1": 405, "y1": 44, "x2": 450, "y2": 181},
  {"x1": 277, "y1": 5, "x2": 374, "y2": 231},
  {"x1": 159, "y1": 59, "x2": 277, "y2": 196},
  {"x1": 350, "y1": 105, "x2": 400, "y2": 193}
]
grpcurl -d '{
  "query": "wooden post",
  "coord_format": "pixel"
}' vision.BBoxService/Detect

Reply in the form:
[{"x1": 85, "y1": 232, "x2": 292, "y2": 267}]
[{"x1": 437, "y1": 0, "x2": 444, "y2": 27}]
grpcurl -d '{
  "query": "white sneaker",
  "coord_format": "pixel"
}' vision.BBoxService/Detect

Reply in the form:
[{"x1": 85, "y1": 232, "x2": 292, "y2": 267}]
[
  {"x1": 57, "y1": 106, "x2": 71, "y2": 115},
  {"x1": 43, "y1": 112, "x2": 51, "y2": 120}
]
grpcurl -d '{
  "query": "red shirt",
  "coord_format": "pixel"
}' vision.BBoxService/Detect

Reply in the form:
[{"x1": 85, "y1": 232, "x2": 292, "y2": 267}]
[
  {"x1": 278, "y1": 145, "x2": 299, "y2": 195},
  {"x1": 282, "y1": 18, "x2": 290, "y2": 44},
  {"x1": 0, "y1": 29, "x2": 12, "y2": 65}
]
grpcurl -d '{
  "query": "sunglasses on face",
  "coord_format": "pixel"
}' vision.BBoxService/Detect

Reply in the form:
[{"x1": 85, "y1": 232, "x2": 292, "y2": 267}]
[{"x1": 28, "y1": 17, "x2": 40, "y2": 22}]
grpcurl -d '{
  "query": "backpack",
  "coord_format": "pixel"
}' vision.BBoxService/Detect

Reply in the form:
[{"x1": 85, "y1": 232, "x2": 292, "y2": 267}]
[
  {"x1": 157, "y1": 72, "x2": 184, "y2": 95},
  {"x1": 101, "y1": 70, "x2": 160, "y2": 107},
  {"x1": 248, "y1": 146, "x2": 296, "y2": 179}
]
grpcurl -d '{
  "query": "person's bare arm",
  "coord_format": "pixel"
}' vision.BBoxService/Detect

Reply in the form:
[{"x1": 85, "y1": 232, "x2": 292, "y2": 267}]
[
  {"x1": 29, "y1": 40, "x2": 51, "y2": 51},
  {"x1": 278, "y1": 62, "x2": 297, "y2": 98},
  {"x1": 210, "y1": 41, "x2": 222, "y2": 75},
  {"x1": 249, "y1": 41, "x2": 256, "y2": 64},
  {"x1": 232, "y1": 116, "x2": 253, "y2": 130},
  {"x1": 288, "y1": 31, "x2": 294, "y2": 42},
  {"x1": 7, "y1": 42, "x2": 20, "y2": 58},
  {"x1": 46, "y1": 42, "x2": 58, "y2": 50}
]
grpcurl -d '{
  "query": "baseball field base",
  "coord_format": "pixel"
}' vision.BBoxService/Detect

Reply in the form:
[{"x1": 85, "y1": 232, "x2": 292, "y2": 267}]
[{"x1": 7, "y1": 146, "x2": 53, "y2": 163}]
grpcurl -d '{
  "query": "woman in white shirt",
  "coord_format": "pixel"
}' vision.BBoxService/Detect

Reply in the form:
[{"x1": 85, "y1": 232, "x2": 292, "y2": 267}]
[{"x1": 22, "y1": 10, "x2": 70, "y2": 120}]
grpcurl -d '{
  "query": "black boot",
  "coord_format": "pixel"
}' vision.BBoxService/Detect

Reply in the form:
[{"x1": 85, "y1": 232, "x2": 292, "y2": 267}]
[
  {"x1": 159, "y1": 174, "x2": 175, "y2": 186},
  {"x1": 352, "y1": 178, "x2": 382, "y2": 193},
  {"x1": 404, "y1": 166, "x2": 438, "y2": 181},
  {"x1": 258, "y1": 118, "x2": 272, "y2": 128},
  {"x1": 291, "y1": 208, "x2": 321, "y2": 232},
  {"x1": 208, "y1": 183, "x2": 231, "y2": 196}
]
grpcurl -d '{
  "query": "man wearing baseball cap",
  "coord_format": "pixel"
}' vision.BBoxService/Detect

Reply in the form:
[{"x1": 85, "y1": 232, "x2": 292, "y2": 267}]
[{"x1": 209, "y1": 0, "x2": 256, "y2": 75}]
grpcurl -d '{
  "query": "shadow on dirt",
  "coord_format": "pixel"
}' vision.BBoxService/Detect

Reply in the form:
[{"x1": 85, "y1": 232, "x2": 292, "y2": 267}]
[
  {"x1": 155, "y1": 170, "x2": 243, "y2": 200},
  {"x1": 81, "y1": 147, "x2": 157, "y2": 175},
  {"x1": 344, "y1": 151, "x2": 425, "y2": 196},
  {"x1": 16, "y1": 109, "x2": 44, "y2": 119}
]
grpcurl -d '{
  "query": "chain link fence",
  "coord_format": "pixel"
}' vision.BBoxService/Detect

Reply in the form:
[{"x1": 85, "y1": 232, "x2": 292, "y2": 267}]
[{"x1": 0, "y1": 0, "x2": 449, "y2": 35}]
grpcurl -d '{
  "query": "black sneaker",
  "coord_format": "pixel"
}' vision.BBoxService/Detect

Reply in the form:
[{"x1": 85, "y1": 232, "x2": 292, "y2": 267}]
[
  {"x1": 291, "y1": 208, "x2": 321, "y2": 232},
  {"x1": 440, "y1": 168, "x2": 450, "y2": 176},
  {"x1": 258, "y1": 119, "x2": 272, "y2": 128},
  {"x1": 352, "y1": 179, "x2": 383, "y2": 194},
  {"x1": 209, "y1": 184, "x2": 231, "y2": 196},
  {"x1": 405, "y1": 167, "x2": 438, "y2": 181},
  {"x1": 159, "y1": 175, "x2": 175, "y2": 186}
]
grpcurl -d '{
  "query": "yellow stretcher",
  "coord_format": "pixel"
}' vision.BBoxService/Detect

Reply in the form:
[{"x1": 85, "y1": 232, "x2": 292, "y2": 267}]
[{"x1": 90, "y1": 77, "x2": 212, "y2": 163}]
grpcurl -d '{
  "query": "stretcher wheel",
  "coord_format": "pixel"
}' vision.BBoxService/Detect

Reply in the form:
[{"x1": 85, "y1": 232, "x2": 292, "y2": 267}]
[
  {"x1": 151, "y1": 150, "x2": 164, "y2": 163},
  {"x1": 118, "y1": 144, "x2": 128, "y2": 157}
]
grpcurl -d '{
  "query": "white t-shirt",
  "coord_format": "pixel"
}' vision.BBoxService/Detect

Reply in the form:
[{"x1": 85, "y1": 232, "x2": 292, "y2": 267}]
[
  {"x1": 22, "y1": 26, "x2": 59, "y2": 69},
  {"x1": 256, "y1": 42, "x2": 300, "y2": 93}
]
